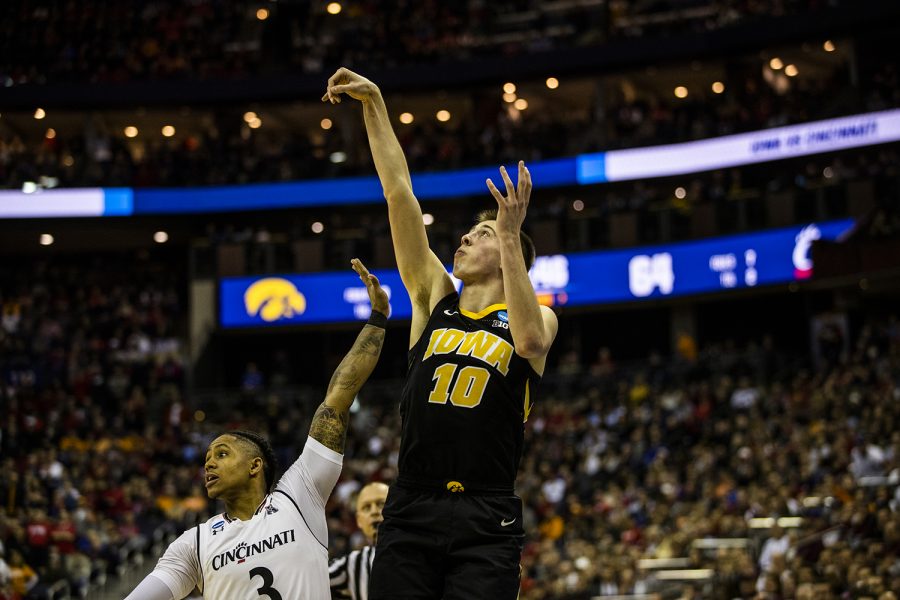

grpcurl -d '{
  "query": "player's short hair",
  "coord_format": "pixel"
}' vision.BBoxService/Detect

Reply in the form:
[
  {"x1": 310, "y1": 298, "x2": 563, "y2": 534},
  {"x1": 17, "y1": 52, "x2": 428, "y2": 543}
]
[
  {"x1": 475, "y1": 209, "x2": 536, "y2": 270},
  {"x1": 227, "y1": 430, "x2": 278, "y2": 492}
]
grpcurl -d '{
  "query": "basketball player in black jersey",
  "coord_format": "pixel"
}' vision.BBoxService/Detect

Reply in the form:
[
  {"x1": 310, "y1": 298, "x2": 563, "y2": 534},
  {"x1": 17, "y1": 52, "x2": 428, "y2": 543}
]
[{"x1": 325, "y1": 68, "x2": 558, "y2": 599}]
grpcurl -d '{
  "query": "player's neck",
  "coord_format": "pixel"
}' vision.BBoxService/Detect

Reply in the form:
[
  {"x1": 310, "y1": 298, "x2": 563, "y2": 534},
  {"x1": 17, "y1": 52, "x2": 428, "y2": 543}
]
[
  {"x1": 458, "y1": 279, "x2": 504, "y2": 313},
  {"x1": 223, "y1": 489, "x2": 267, "y2": 521}
]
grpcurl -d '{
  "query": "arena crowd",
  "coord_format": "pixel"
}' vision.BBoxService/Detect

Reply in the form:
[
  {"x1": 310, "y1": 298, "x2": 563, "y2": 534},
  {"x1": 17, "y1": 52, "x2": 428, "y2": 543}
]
[{"x1": 1, "y1": 256, "x2": 897, "y2": 598}]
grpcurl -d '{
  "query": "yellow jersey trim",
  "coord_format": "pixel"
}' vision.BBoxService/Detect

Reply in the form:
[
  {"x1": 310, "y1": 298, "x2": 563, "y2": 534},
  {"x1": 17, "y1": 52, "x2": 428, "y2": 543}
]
[
  {"x1": 460, "y1": 303, "x2": 508, "y2": 320},
  {"x1": 523, "y1": 379, "x2": 532, "y2": 423}
]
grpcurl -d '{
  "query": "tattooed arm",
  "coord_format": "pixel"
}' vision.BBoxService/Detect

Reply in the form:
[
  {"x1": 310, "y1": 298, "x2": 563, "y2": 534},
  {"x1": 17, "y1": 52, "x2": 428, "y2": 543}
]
[{"x1": 309, "y1": 259, "x2": 388, "y2": 453}]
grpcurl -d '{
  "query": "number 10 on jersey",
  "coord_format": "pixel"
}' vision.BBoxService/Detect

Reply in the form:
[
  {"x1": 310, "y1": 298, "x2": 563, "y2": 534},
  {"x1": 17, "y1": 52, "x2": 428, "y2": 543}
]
[{"x1": 428, "y1": 364, "x2": 490, "y2": 408}]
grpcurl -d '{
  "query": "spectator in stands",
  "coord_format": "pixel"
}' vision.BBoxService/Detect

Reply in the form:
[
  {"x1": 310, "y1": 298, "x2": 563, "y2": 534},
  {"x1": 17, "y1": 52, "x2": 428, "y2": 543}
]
[{"x1": 6, "y1": 550, "x2": 37, "y2": 599}]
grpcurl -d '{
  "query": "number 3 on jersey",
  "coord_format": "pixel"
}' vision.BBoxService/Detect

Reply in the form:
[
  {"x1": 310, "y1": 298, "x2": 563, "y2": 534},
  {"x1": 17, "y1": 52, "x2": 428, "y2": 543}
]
[
  {"x1": 428, "y1": 364, "x2": 490, "y2": 408},
  {"x1": 249, "y1": 566, "x2": 282, "y2": 600}
]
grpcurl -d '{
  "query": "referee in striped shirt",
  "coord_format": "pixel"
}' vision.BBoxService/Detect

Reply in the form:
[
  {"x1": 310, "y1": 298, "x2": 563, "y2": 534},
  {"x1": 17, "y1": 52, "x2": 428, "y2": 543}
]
[{"x1": 330, "y1": 482, "x2": 388, "y2": 600}]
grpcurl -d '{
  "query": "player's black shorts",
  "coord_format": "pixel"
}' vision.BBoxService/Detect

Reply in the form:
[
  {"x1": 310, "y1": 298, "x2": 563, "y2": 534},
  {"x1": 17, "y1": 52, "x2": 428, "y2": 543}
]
[{"x1": 369, "y1": 484, "x2": 524, "y2": 600}]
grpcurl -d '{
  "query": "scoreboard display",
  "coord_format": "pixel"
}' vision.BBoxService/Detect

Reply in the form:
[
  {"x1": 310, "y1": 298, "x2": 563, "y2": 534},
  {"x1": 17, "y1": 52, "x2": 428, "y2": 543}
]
[{"x1": 219, "y1": 219, "x2": 854, "y2": 328}]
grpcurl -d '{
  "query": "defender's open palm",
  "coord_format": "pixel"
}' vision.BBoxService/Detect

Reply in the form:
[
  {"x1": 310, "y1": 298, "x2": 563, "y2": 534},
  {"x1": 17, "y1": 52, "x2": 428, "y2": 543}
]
[
  {"x1": 323, "y1": 68, "x2": 379, "y2": 104},
  {"x1": 486, "y1": 160, "x2": 532, "y2": 236},
  {"x1": 351, "y1": 258, "x2": 390, "y2": 316}
]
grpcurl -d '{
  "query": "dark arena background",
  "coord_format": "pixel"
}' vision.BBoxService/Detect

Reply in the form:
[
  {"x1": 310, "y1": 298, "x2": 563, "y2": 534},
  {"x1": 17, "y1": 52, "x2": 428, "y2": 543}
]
[{"x1": 2, "y1": 1, "x2": 900, "y2": 599}]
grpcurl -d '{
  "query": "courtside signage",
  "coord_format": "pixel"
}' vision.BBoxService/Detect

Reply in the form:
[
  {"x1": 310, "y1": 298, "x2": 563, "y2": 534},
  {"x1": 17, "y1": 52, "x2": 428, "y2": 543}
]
[{"x1": 219, "y1": 219, "x2": 854, "y2": 328}]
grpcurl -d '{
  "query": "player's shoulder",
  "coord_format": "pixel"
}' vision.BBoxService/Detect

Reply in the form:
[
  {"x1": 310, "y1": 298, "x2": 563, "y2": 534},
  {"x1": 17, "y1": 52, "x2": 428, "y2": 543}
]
[{"x1": 430, "y1": 290, "x2": 460, "y2": 314}]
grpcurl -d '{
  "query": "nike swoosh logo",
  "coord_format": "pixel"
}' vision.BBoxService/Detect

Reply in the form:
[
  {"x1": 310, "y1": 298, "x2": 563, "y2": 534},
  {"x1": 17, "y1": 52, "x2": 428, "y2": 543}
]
[
  {"x1": 443, "y1": 309, "x2": 458, "y2": 316},
  {"x1": 500, "y1": 518, "x2": 516, "y2": 527}
]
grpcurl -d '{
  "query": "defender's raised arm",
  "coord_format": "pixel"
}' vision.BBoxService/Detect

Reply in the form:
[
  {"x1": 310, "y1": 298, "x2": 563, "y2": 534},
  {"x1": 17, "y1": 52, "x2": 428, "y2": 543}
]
[{"x1": 308, "y1": 258, "x2": 387, "y2": 454}]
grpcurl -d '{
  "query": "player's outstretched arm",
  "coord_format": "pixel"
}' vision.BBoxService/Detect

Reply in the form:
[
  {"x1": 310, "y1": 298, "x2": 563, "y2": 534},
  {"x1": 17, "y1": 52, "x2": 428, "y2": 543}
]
[
  {"x1": 487, "y1": 161, "x2": 558, "y2": 366},
  {"x1": 309, "y1": 259, "x2": 387, "y2": 454},
  {"x1": 323, "y1": 68, "x2": 453, "y2": 319}
]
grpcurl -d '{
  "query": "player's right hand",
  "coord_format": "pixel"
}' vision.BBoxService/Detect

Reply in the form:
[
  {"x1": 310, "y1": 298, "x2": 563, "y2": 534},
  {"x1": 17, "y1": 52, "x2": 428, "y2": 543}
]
[
  {"x1": 322, "y1": 68, "x2": 379, "y2": 104},
  {"x1": 351, "y1": 258, "x2": 390, "y2": 316}
]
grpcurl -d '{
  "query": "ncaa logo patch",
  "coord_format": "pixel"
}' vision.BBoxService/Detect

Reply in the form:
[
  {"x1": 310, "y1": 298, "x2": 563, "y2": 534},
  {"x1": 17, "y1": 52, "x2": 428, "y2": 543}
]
[
  {"x1": 211, "y1": 520, "x2": 225, "y2": 536},
  {"x1": 497, "y1": 311, "x2": 508, "y2": 322}
]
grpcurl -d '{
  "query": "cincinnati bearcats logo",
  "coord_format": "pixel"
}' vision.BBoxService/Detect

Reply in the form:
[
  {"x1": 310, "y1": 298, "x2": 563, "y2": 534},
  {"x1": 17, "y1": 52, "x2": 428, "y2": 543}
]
[{"x1": 792, "y1": 224, "x2": 821, "y2": 280}]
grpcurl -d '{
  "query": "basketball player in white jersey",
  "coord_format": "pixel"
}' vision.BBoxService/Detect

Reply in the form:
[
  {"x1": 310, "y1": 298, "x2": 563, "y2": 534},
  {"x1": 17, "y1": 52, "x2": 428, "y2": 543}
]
[{"x1": 125, "y1": 259, "x2": 389, "y2": 600}]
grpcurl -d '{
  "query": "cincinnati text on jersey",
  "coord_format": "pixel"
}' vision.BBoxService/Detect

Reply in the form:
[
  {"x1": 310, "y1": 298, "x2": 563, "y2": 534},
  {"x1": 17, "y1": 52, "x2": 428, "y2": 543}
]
[
  {"x1": 211, "y1": 529, "x2": 297, "y2": 571},
  {"x1": 422, "y1": 329, "x2": 514, "y2": 375}
]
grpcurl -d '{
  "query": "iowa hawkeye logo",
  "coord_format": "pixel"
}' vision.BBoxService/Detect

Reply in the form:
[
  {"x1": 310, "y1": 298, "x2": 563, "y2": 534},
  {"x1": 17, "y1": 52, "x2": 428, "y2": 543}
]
[{"x1": 244, "y1": 278, "x2": 306, "y2": 322}]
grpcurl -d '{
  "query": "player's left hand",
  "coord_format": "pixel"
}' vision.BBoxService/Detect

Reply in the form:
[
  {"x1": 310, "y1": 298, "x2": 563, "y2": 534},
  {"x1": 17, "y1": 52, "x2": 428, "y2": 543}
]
[
  {"x1": 351, "y1": 258, "x2": 390, "y2": 316},
  {"x1": 486, "y1": 160, "x2": 531, "y2": 236}
]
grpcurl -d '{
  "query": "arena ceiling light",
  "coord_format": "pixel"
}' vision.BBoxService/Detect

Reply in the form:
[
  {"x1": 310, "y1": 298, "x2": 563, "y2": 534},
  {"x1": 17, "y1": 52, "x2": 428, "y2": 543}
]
[
  {"x1": 399, "y1": 112, "x2": 414, "y2": 125},
  {"x1": 503, "y1": 93, "x2": 516, "y2": 103},
  {"x1": 824, "y1": 40, "x2": 836, "y2": 52},
  {"x1": 711, "y1": 81, "x2": 725, "y2": 94},
  {"x1": 769, "y1": 57, "x2": 784, "y2": 70},
  {"x1": 311, "y1": 222, "x2": 324, "y2": 234},
  {"x1": 514, "y1": 98, "x2": 528, "y2": 110},
  {"x1": 248, "y1": 117, "x2": 262, "y2": 129},
  {"x1": 545, "y1": 77, "x2": 559, "y2": 90},
  {"x1": 39, "y1": 233, "x2": 54, "y2": 246},
  {"x1": 34, "y1": 108, "x2": 46, "y2": 119},
  {"x1": 243, "y1": 111, "x2": 258, "y2": 123},
  {"x1": 154, "y1": 231, "x2": 169, "y2": 243},
  {"x1": 436, "y1": 110, "x2": 451, "y2": 122},
  {"x1": 503, "y1": 82, "x2": 516, "y2": 94},
  {"x1": 329, "y1": 151, "x2": 347, "y2": 163},
  {"x1": 572, "y1": 199, "x2": 584, "y2": 212},
  {"x1": 162, "y1": 125, "x2": 176, "y2": 137},
  {"x1": 327, "y1": 2, "x2": 342, "y2": 14},
  {"x1": 45, "y1": 128, "x2": 56, "y2": 139},
  {"x1": 674, "y1": 86, "x2": 688, "y2": 99},
  {"x1": 320, "y1": 118, "x2": 333, "y2": 130},
  {"x1": 785, "y1": 64, "x2": 799, "y2": 77},
  {"x1": 124, "y1": 126, "x2": 139, "y2": 138},
  {"x1": 256, "y1": 8, "x2": 269, "y2": 20},
  {"x1": 422, "y1": 213, "x2": 434, "y2": 225}
]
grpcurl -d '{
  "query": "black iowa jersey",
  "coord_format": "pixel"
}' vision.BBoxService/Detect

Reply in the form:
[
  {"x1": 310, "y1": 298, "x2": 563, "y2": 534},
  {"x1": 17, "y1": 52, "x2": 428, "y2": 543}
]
[{"x1": 396, "y1": 292, "x2": 539, "y2": 494}]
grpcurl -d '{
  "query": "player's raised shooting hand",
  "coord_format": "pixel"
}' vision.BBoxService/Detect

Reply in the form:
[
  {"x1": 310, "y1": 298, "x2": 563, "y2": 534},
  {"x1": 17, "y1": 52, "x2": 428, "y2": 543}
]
[
  {"x1": 322, "y1": 68, "x2": 380, "y2": 104},
  {"x1": 351, "y1": 258, "x2": 390, "y2": 316},
  {"x1": 486, "y1": 160, "x2": 532, "y2": 237}
]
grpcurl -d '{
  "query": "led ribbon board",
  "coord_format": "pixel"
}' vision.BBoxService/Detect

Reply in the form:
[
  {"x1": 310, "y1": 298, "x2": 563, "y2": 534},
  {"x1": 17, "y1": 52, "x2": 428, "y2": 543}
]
[
  {"x1": 578, "y1": 109, "x2": 900, "y2": 183},
  {"x1": 219, "y1": 219, "x2": 855, "y2": 328},
  {"x1": 0, "y1": 188, "x2": 132, "y2": 218},
  {"x1": 2, "y1": 110, "x2": 898, "y2": 218}
]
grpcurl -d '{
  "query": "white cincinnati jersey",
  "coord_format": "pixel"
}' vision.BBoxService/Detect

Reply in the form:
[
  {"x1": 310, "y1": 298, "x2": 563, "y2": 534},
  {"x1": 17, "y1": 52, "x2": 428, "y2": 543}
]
[{"x1": 148, "y1": 437, "x2": 342, "y2": 600}]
